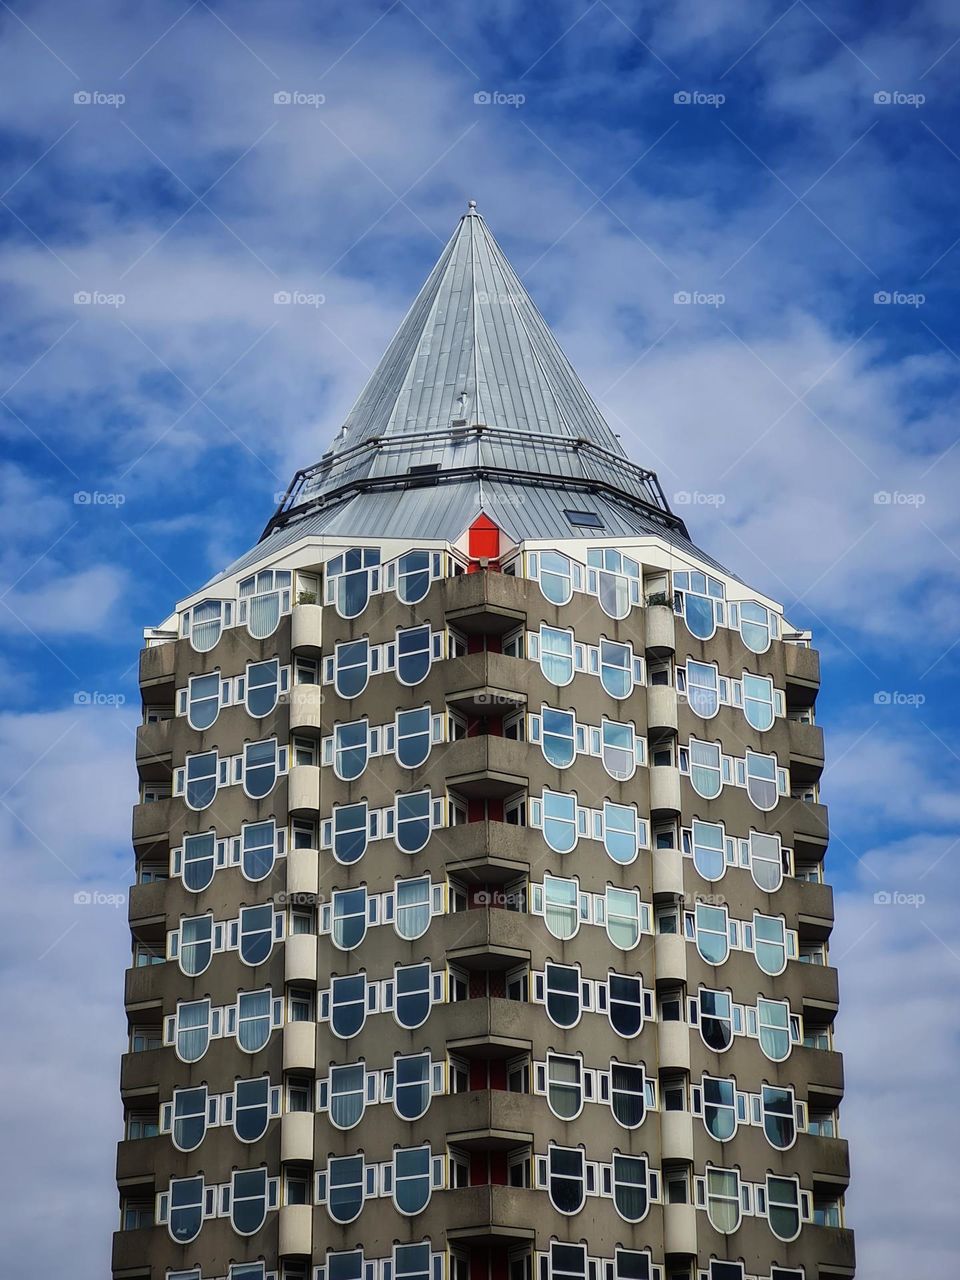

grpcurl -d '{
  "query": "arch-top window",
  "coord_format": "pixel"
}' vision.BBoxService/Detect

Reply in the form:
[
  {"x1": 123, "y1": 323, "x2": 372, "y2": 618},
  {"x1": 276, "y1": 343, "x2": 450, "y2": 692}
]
[
  {"x1": 739, "y1": 600, "x2": 777, "y2": 653},
  {"x1": 393, "y1": 1145, "x2": 432, "y2": 1215},
  {"x1": 184, "y1": 600, "x2": 229, "y2": 653},
  {"x1": 396, "y1": 790, "x2": 432, "y2": 854},
  {"x1": 599, "y1": 640, "x2": 633, "y2": 698},
  {"x1": 612, "y1": 1154, "x2": 648, "y2": 1222},
  {"x1": 172, "y1": 1086, "x2": 207, "y2": 1151},
  {"x1": 762, "y1": 1084, "x2": 796, "y2": 1150},
  {"x1": 395, "y1": 876, "x2": 431, "y2": 940},
  {"x1": 610, "y1": 1063, "x2": 647, "y2": 1128},
  {"x1": 545, "y1": 962, "x2": 581, "y2": 1028},
  {"x1": 234, "y1": 1077, "x2": 271, "y2": 1142},
  {"x1": 691, "y1": 819, "x2": 725, "y2": 881},
  {"x1": 692, "y1": 903, "x2": 729, "y2": 966},
  {"x1": 397, "y1": 550, "x2": 432, "y2": 604},
  {"x1": 607, "y1": 973, "x2": 644, "y2": 1038},
  {"x1": 327, "y1": 548, "x2": 381, "y2": 619},
  {"x1": 766, "y1": 1175, "x2": 802, "y2": 1241},
  {"x1": 242, "y1": 819, "x2": 277, "y2": 882},
  {"x1": 396, "y1": 707, "x2": 432, "y2": 769},
  {"x1": 702, "y1": 1076, "x2": 736, "y2": 1141},
  {"x1": 604, "y1": 802, "x2": 641, "y2": 865},
  {"x1": 185, "y1": 751, "x2": 218, "y2": 810},
  {"x1": 245, "y1": 660, "x2": 280, "y2": 721},
  {"x1": 168, "y1": 1175, "x2": 204, "y2": 1243},
  {"x1": 334, "y1": 640, "x2": 370, "y2": 700},
  {"x1": 750, "y1": 830, "x2": 783, "y2": 892},
  {"x1": 329, "y1": 1063, "x2": 366, "y2": 1129},
  {"x1": 243, "y1": 739, "x2": 279, "y2": 800},
  {"x1": 395, "y1": 962, "x2": 432, "y2": 1029},
  {"x1": 548, "y1": 1145, "x2": 585, "y2": 1214},
  {"x1": 542, "y1": 707, "x2": 576, "y2": 768},
  {"x1": 543, "y1": 875, "x2": 579, "y2": 940},
  {"x1": 588, "y1": 548, "x2": 639, "y2": 619},
  {"x1": 754, "y1": 913, "x2": 787, "y2": 975},
  {"x1": 745, "y1": 751, "x2": 779, "y2": 810},
  {"x1": 757, "y1": 998, "x2": 791, "y2": 1062},
  {"x1": 335, "y1": 720, "x2": 369, "y2": 780},
  {"x1": 396, "y1": 625, "x2": 433, "y2": 686},
  {"x1": 686, "y1": 661, "x2": 719, "y2": 718},
  {"x1": 176, "y1": 1000, "x2": 211, "y2": 1063},
  {"x1": 706, "y1": 1167, "x2": 741, "y2": 1233},
  {"x1": 332, "y1": 803, "x2": 368, "y2": 864},
  {"x1": 543, "y1": 789, "x2": 578, "y2": 854},
  {"x1": 179, "y1": 914, "x2": 213, "y2": 976},
  {"x1": 540, "y1": 626, "x2": 575, "y2": 685},
  {"x1": 238, "y1": 904, "x2": 275, "y2": 966},
  {"x1": 601, "y1": 719, "x2": 637, "y2": 781},
  {"x1": 187, "y1": 672, "x2": 221, "y2": 730},
  {"x1": 330, "y1": 974, "x2": 367, "y2": 1038},
  {"x1": 606, "y1": 888, "x2": 642, "y2": 950},
  {"x1": 699, "y1": 989, "x2": 733, "y2": 1052},
  {"x1": 393, "y1": 1053, "x2": 431, "y2": 1121},
  {"x1": 239, "y1": 569, "x2": 291, "y2": 639},
  {"x1": 182, "y1": 831, "x2": 215, "y2": 891},
  {"x1": 687, "y1": 739, "x2": 722, "y2": 799},
  {"x1": 742, "y1": 673, "x2": 775, "y2": 731},
  {"x1": 546, "y1": 1054, "x2": 583, "y2": 1119},
  {"x1": 539, "y1": 550, "x2": 574, "y2": 605},
  {"x1": 332, "y1": 888, "x2": 368, "y2": 951},
  {"x1": 674, "y1": 570, "x2": 723, "y2": 640}
]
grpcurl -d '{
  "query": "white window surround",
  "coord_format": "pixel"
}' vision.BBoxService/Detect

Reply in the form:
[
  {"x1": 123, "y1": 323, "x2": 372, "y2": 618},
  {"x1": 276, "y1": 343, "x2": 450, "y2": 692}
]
[
  {"x1": 681, "y1": 904, "x2": 797, "y2": 974},
  {"x1": 676, "y1": 660, "x2": 784, "y2": 729},
  {"x1": 318, "y1": 965, "x2": 447, "y2": 1038},
  {"x1": 155, "y1": 1171, "x2": 280, "y2": 1243},
  {"x1": 515, "y1": 707, "x2": 647, "y2": 779},
  {"x1": 325, "y1": 548, "x2": 454, "y2": 618},
  {"x1": 320, "y1": 793, "x2": 459, "y2": 862},
  {"x1": 687, "y1": 988, "x2": 804, "y2": 1060},
  {"x1": 315, "y1": 1146, "x2": 445, "y2": 1220},
  {"x1": 170, "y1": 820, "x2": 287, "y2": 890},
  {"x1": 163, "y1": 990, "x2": 285, "y2": 1063},
  {"x1": 515, "y1": 548, "x2": 642, "y2": 619},
  {"x1": 678, "y1": 737, "x2": 789, "y2": 810},
  {"x1": 523, "y1": 790, "x2": 649, "y2": 862},
  {"x1": 673, "y1": 570, "x2": 783, "y2": 654},
  {"x1": 680, "y1": 821, "x2": 791, "y2": 891},
  {"x1": 176, "y1": 661, "x2": 291, "y2": 727},
  {"x1": 323, "y1": 626, "x2": 447, "y2": 696},
  {"x1": 538, "y1": 1242, "x2": 664, "y2": 1280},
  {"x1": 316, "y1": 1055, "x2": 445, "y2": 1128},
  {"x1": 532, "y1": 1144, "x2": 661, "y2": 1221},
  {"x1": 693, "y1": 1167, "x2": 811, "y2": 1240},
  {"x1": 160, "y1": 1079, "x2": 282, "y2": 1150},
  {"x1": 318, "y1": 877, "x2": 447, "y2": 950},
  {"x1": 525, "y1": 626, "x2": 645, "y2": 697},
  {"x1": 313, "y1": 1244, "x2": 446, "y2": 1280},
  {"x1": 530, "y1": 876, "x2": 652, "y2": 949},
  {"x1": 167, "y1": 904, "x2": 286, "y2": 971},
  {"x1": 533, "y1": 1055, "x2": 658, "y2": 1126},
  {"x1": 173, "y1": 740, "x2": 289, "y2": 809},
  {"x1": 691, "y1": 1076, "x2": 805, "y2": 1150},
  {"x1": 531, "y1": 964, "x2": 655, "y2": 1034},
  {"x1": 321, "y1": 708, "x2": 465, "y2": 780}
]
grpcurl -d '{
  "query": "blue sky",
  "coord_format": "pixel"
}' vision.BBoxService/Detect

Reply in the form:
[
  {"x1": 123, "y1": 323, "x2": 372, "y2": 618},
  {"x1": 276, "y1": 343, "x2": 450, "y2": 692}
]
[{"x1": 1, "y1": 0, "x2": 958, "y2": 1272}]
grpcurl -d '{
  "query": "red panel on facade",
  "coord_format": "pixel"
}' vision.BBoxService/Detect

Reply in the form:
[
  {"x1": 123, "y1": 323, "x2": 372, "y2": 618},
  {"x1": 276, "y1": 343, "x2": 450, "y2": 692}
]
[{"x1": 468, "y1": 514, "x2": 500, "y2": 562}]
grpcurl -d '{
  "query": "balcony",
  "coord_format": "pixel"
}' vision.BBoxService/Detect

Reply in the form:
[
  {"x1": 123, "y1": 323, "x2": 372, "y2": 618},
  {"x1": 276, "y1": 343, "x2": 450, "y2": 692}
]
[
  {"x1": 657, "y1": 1019, "x2": 691, "y2": 1072},
  {"x1": 135, "y1": 719, "x2": 173, "y2": 785},
  {"x1": 441, "y1": 820, "x2": 532, "y2": 884},
  {"x1": 798, "y1": 961, "x2": 840, "y2": 1012},
  {"x1": 649, "y1": 766, "x2": 681, "y2": 815},
  {"x1": 279, "y1": 1203, "x2": 313, "y2": 1257},
  {"x1": 283, "y1": 1021, "x2": 316, "y2": 1072},
  {"x1": 286, "y1": 846, "x2": 319, "y2": 897},
  {"x1": 132, "y1": 797, "x2": 175, "y2": 845},
  {"x1": 784, "y1": 642, "x2": 821, "y2": 706},
  {"x1": 128, "y1": 880, "x2": 167, "y2": 926},
  {"x1": 662, "y1": 1200, "x2": 697, "y2": 1255},
  {"x1": 790, "y1": 798, "x2": 829, "y2": 855},
  {"x1": 660, "y1": 1108, "x2": 694, "y2": 1161},
  {"x1": 788, "y1": 719, "x2": 825, "y2": 785},
  {"x1": 442, "y1": 1185, "x2": 538, "y2": 1244},
  {"x1": 442, "y1": 1089, "x2": 534, "y2": 1149},
  {"x1": 652, "y1": 847, "x2": 684, "y2": 898},
  {"x1": 802, "y1": 1224, "x2": 856, "y2": 1274},
  {"x1": 444, "y1": 737, "x2": 529, "y2": 800},
  {"x1": 289, "y1": 684, "x2": 324, "y2": 734},
  {"x1": 291, "y1": 601, "x2": 323, "y2": 653},
  {"x1": 280, "y1": 1111, "x2": 315, "y2": 1163},
  {"x1": 116, "y1": 1134, "x2": 162, "y2": 1182},
  {"x1": 804, "y1": 1133, "x2": 851, "y2": 1183},
  {"x1": 443, "y1": 651, "x2": 528, "y2": 719},
  {"x1": 139, "y1": 640, "x2": 176, "y2": 692},
  {"x1": 443, "y1": 571, "x2": 529, "y2": 636},
  {"x1": 288, "y1": 764, "x2": 321, "y2": 813},
  {"x1": 434, "y1": 909, "x2": 534, "y2": 971},
  {"x1": 645, "y1": 604, "x2": 676, "y2": 655},
  {"x1": 653, "y1": 932, "x2": 687, "y2": 984},
  {"x1": 646, "y1": 684, "x2": 678, "y2": 735},
  {"x1": 112, "y1": 1225, "x2": 156, "y2": 1274}
]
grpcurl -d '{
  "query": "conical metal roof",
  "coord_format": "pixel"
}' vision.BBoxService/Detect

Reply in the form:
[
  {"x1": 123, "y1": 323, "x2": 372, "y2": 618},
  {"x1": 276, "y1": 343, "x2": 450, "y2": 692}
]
[
  {"x1": 334, "y1": 200, "x2": 624, "y2": 452},
  {"x1": 261, "y1": 202, "x2": 685, "y2": 543}
]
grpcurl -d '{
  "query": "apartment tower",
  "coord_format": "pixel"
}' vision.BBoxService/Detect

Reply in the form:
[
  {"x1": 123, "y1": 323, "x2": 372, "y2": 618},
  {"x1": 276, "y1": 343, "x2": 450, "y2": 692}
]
[{"x1": 116, "y1": 202, "x2": 855, "y2": 1280}]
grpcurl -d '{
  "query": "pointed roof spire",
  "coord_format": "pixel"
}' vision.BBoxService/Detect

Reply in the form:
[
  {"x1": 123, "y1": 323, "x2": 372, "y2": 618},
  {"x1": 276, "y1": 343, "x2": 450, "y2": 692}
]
[{"x1": 330, "y1": 203, "x2": 625, "y2": 456}]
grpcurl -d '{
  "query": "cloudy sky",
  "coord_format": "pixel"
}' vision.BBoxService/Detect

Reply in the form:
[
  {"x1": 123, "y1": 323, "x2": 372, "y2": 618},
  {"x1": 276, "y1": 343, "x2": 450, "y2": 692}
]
[{"x1": 1, "y1": 0, "x2": 958, "y2": 1272}]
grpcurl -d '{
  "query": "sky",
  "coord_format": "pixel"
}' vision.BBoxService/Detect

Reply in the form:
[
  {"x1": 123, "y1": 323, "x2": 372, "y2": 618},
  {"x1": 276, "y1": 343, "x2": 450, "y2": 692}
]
[{"x1": 0, "y1": 0, "x2": 958, "y2": 1272}]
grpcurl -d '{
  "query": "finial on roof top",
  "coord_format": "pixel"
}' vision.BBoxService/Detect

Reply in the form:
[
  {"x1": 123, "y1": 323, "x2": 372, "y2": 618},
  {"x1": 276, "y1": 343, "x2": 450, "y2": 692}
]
[{"x1": 467, "y1": 199, "x2": 478, "y2": 213}]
